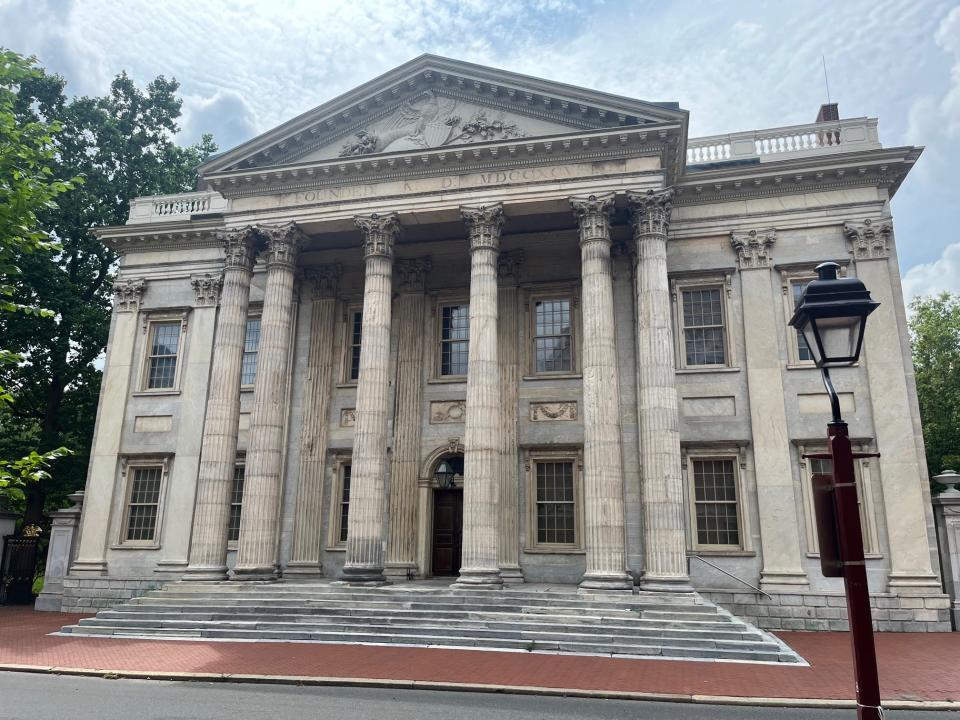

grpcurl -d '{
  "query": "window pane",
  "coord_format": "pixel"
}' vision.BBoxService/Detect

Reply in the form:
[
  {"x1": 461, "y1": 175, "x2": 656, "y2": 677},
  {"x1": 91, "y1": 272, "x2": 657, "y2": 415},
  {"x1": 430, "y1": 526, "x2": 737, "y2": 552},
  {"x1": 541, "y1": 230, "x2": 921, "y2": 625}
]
[
  {"x1": 241, "y1": 317, "x2": 261, "y2": 386},
  {"x1": 792, "y1": 282, "x2": 814, "y2": 361},
  {"x1": 339, "y1": 464, "x2": 352, "y2": 543},
  {"x1": 534, "y1": 299, "x2": 572, "y2": 373},
  {"x1": 126, "y1": 467, "x2": 162, "y2": 541},
  {"x1": 681, "y1": 289, "x2": 725, "y2": 366},
  {"x1": 151, "y1": 323, "x2": 181, "y2": 356},
  {"x1": 147, "y1": 322, "x2": 181, "y2": 389},
  {"x1": 692, "y1": 459, "x2": 739, "y2": 547},
  {"x1": 228, "y1": 465, "x2": 245, "y2": 542},
  {"x1": 441, "y1": 305, "x2": 470, "y2": 375},
  {"x1": 350, "y1": 312, "x2": 362, "y2": 381},
  {"x1": 684, "y1": 327, "x2": 726, "y2": 366},
  {"x1": 536, "y1": 461, "x2": 576, "y2": 545}
]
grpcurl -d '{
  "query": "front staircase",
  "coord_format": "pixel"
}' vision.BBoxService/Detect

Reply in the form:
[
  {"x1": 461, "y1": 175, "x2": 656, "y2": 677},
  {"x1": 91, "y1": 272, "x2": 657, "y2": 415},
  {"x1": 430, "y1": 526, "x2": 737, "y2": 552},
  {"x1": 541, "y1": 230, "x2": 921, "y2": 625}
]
[{"x1": 58, "y1": 581, "x2": 802, "y2": 664}]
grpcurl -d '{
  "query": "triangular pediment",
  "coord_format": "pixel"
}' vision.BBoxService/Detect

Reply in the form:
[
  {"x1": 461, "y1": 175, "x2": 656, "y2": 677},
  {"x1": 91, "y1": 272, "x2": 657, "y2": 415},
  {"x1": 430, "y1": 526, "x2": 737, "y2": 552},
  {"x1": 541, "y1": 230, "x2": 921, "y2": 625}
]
[{"x1": 199, "y1": 55, "x2": 687, "y2": 175}]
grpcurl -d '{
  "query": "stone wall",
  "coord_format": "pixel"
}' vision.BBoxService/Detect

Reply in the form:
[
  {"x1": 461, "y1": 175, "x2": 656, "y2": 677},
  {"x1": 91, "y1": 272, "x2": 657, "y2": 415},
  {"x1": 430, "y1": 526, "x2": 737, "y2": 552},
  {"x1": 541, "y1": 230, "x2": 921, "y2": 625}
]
[
  {"x1": 702, "y1": 590, "x2": 952, "y2": 632},
  {"x1": 61, "y1": 577, "x2": 166, "y2": 613}
]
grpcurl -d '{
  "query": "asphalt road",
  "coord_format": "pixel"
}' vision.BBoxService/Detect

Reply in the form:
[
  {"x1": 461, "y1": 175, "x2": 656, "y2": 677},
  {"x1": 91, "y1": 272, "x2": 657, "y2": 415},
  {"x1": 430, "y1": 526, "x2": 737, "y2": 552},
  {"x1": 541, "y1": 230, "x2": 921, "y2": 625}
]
[{"x1": 0, "y1": 672, "x2": 954, "y2": 720}]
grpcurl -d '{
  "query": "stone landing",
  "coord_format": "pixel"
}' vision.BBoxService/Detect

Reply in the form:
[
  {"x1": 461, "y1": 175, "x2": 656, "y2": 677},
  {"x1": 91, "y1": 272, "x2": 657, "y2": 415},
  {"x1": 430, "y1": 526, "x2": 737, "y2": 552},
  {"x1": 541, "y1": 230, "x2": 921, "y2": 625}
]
[{"x1": 57, "y1": 580, "x2": 802, "y2": 664}]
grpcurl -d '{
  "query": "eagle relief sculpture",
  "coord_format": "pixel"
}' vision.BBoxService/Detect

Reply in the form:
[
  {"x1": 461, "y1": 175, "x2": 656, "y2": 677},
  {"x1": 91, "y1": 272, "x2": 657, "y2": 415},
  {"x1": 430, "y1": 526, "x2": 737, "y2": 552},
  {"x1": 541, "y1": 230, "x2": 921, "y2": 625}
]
[{"x1": 339, "y1": 90, "x2": 524, "y2": 156}]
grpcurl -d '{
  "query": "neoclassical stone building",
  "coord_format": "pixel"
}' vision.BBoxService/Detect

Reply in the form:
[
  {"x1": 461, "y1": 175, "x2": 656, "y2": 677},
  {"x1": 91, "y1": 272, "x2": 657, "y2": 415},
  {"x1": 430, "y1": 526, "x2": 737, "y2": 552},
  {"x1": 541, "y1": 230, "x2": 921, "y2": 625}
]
[{"x1": 59, "y1": 55, "x2": 950, "y2": 629}]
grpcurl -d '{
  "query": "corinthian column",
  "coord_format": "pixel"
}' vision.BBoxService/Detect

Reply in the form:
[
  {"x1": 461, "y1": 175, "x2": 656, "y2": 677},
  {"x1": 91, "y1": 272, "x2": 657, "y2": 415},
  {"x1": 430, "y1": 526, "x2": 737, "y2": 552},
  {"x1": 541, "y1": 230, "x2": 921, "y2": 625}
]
[
  {"x1": 341, "y1": 213, "x2": 400, "y2": 584},
  {"x1": 571, "y1": 193, "x2": 633, "y2": 591},
  {"x1": 286, "y1": 264, "x2": 342, "y2": 577},
  {"x1": 233, "y1": 223, "x2": 303, "y2": 580},
  {"x1": 627, "y1": 189, "x2": 691, "y2": 592},
  {"x1": 457, "y1": 204, "x2": 504, "y2": 588},
  {"x1": 385, "y1": 257, "x2": 431, "y2": 581},
  {"x1": 184, "y1": 228, "x2": 259, "y2": 581}
]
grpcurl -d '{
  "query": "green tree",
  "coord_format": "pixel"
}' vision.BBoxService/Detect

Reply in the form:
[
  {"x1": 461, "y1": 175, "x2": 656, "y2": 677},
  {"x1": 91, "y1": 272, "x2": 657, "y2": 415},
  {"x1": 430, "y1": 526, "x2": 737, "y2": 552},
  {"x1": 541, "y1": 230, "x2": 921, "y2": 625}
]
[
  {"x1": 0, "y1": 50, "x2": 76, "y2": 506},
  {"x1": 0, "y1": 53, "x2": 217, "y2": 522},
  {"x1": 909, "y1": 292, "x2": 960, "y2": 480}
]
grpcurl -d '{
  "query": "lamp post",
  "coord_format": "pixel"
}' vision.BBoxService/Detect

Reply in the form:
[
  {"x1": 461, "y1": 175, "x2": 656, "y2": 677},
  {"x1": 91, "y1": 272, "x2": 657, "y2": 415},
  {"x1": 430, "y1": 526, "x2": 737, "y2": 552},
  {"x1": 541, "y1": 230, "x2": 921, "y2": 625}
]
[
  {"x1": 790, "y1": 261, "x2": 881, "y2": 720},
  {"x1": 434, "y1": 459, "x2": 458, "y2": 490}
]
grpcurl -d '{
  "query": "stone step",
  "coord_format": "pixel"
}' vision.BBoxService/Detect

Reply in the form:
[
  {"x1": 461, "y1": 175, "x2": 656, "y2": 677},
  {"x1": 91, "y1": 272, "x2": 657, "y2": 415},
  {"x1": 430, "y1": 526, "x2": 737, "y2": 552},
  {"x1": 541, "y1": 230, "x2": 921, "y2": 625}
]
[{"x1": 81, "y1": 613, "x2": 764, "y2": 643}]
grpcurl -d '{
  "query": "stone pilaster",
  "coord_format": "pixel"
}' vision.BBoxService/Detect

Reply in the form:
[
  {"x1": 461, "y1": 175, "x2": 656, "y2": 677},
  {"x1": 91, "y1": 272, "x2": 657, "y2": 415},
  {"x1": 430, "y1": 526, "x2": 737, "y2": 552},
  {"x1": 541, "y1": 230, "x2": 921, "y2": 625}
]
[
  {"x1": 184, "y1": 230, "x2": 258, "y2": 580},
  {"x1": 627, "y1": 189, "x2": 691, "y2": 591},
  {"x1": 233, "y1": 223, "x2": 303, "y2": 580},
  {"x1": 341, "y1": 213, "x2": 400, "y2": 584},
  {"x1": 286, "y1": 264, "x2": 342, "y2": 577},
  {"x1": 845, "y1": 218, "x2": 940, "y2": 591},
  {"x1": 71, "y1": 278, "x2": 147, "y2": 576},
  {"x1": 571, "y1": 193, "x2": 632, "y2": 591},
  {"x1": 497, "y1": 249, "x2": 524, "y2": 583},
  {"x1": 385, "y1": 257, "x2": 431, "y2": 581},
  {"x1": 458, "y1": 204, "x2": 504, "y2": 588},
  {"x1": 731, "y1": 228, "x2": 808, "y2": 591}
]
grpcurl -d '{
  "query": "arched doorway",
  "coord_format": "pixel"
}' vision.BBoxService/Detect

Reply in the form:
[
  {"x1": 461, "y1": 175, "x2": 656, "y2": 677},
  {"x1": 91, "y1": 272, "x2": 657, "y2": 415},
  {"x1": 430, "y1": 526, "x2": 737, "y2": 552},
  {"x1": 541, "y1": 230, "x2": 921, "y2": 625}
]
[{"x1": 431, "y1": 454, "x2": 463, "y2": 577}]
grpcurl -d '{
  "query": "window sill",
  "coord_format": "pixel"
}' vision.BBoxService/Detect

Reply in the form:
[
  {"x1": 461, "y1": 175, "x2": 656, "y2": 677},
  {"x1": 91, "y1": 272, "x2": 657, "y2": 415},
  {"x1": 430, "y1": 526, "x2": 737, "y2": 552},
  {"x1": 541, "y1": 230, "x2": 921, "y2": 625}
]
[
  {"x1": 131, "y1": 389, "x2": 181, "y2": 397},
  {"x1": 675, "y1": 367, "x2": 740, "y2": 375},
  {"x1": 786, "y1": 363, "x2": 818, "y2": 370},
  {"x1": 325, "y1": 545, "x2": 346, "y2": 552},
  {"x1": 427, "y1": 376, "x2": 467, "y2": 385},
  {"x1": 522, "y1": 373, "x2": 582, "y2": 381},
  {"x1": 688, "y1": 549, "x2": 755, "y2": 557},
  {"x1": 110, "y1": 543, "x2": 161, "y2": 551},
  {"x1": 240, "y1": 386, "x2": 255, "y2": 393},
  {"x1": 523, "y1": 546, "x2": 586, "y2": 555},
  {"x1": 807, "y1": 552, "x2": 882, "y2": 560},
  {"x1": 335, "y1": 382, "x2": 358, "y2": 389}
]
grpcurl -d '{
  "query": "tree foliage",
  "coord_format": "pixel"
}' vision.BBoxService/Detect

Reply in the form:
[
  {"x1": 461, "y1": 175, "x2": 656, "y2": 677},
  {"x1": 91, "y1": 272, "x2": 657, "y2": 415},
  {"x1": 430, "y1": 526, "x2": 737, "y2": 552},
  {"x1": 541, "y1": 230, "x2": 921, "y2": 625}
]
[
  {"x1": 909, "y1": 292, "x2": 960, "y2": 480},
  {"x1": 0, "y1": 49, "x2": 217, "y2": 520}
]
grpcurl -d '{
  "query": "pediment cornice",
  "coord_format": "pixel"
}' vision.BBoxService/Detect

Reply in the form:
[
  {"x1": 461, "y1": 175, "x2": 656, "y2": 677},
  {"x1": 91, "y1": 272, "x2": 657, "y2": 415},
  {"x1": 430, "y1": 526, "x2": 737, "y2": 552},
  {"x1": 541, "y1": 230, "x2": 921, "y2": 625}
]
[
  {"x1": 199, "y1": 54, "x2": 687, "y2": 176},
  {"x1": 95, "y1": 220, "x2": 223, "y2": 254}
]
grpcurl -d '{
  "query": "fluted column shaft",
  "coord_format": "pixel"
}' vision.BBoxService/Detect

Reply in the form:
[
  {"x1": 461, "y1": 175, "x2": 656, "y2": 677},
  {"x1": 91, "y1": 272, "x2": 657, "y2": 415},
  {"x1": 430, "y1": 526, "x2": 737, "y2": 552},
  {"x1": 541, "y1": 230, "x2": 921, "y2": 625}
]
[
  {"x1": 286, "y1": 265, "x2": 342, "y2": 576},
  {"x1": 628, "y1": 189, "x2": 692, "y2": 591},
  {"x1": 571, "y1": 194, "x2": 633, "y2": 591},
  {"x1": 341, "y1": 213, "x2": 400, "y2": 584},
  {"x1": 385, "y1": 258, "x2": 431, "y2": 580},
  {"x1": 184, "y1": 229, "x2": 258, "y2": 580},
  {"x1": 233, "y1": 224, "x2": 302, "y2": 580},
  {"x1": 458, "y1": 204, "x2": 504, "y2": 587}
]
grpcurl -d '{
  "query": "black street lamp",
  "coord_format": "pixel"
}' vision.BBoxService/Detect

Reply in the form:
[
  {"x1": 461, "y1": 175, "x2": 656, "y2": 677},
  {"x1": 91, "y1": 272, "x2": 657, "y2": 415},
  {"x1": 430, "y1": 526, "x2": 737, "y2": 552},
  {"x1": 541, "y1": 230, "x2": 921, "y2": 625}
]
[{"x1": 790, "y1": 261, "x2": 882, "y2": 720}]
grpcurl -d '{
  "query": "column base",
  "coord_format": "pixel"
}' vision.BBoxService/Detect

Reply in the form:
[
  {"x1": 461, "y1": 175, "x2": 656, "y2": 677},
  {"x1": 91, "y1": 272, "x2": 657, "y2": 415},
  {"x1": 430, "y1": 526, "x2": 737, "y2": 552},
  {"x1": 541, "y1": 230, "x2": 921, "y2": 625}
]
[
  {"x1": 384, "y1": 563, "x2": 418, "y2": 582},
  {"x1": 759, "y1": 570, "x2": 809, "y2": 594},
  {"x1": 887, "y1": 572, "x2": 944, "y2": 593},
  {"x1": 282, "y1": 562, "x2": 324, "y2": 580},
  {"x1": 640, "y1": 573, "x2": 694, "y2": 593},
  {"x1": 180, "y1": 565, "x2": 229, "y2": 582},
  {"x1": 579, "y1": 572, "x2": 634, "y2": 593},
  {"x1": 339, "y1": 565, "x2": 390, "y2": 585},
  {"x1": 454, "y1": 568, "x2": 503, "y2": 589},
  {"x1": 231, "y1": 566, "x2": 279, "y2": 582},
  {"x1": 69, "y1": 560, "x2": 107, "y2": 577},
  {"x1": 499, "y1": 566, "x2": 525, "y2": 584}
]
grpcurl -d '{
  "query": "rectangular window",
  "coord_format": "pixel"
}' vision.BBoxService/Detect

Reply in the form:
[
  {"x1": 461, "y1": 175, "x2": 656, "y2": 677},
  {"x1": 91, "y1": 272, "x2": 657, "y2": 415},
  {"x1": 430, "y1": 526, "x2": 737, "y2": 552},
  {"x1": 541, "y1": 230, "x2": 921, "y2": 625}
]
[
  {"x1": 691, "y1": 458, "x2": 740, "y2": 548},
  {"x1": 146, "y1": 321, "x2": 182, "y2": 389},
  {"x1": 124, "y1": 466, "x2": 163, "y2": 542},
  {"x1": 681, "y1": 288, "x2": 726, "y2": 367},
  {"x1": 804, "y1": 453, "x2": 878, "y2": 555},
  {"x1": 227, "y1": 464, "x2": 245, "y2": 543},
  {"x1": 534, "y1": 299, "x2": 572, "y2": 373},
  {"x1": 440, "y1": 304, "x2": 469, "y2": 376},
  {"x1": 349, "y1": 311, "x2": 363, "y2": 381},
  {"x1": 338, "y1": 463, "x2": 351, "y2": 543},
  {"x1": 240, "y1": 317, "x2": 261, "y2": 386},
  {"x1": 791, "y1": 281, "x2": 814, "y2": 362},
  {"x1": 535, "y1": 461, "x2": 576, "y2": 545}
]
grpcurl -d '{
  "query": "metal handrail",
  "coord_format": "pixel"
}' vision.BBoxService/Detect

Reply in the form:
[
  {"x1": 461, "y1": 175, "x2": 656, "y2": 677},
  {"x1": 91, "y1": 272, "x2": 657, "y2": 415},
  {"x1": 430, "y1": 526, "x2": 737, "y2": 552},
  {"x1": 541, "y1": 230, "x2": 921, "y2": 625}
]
[{"x1": 690, "y1": 554, "x2": 771, "y2": 599}]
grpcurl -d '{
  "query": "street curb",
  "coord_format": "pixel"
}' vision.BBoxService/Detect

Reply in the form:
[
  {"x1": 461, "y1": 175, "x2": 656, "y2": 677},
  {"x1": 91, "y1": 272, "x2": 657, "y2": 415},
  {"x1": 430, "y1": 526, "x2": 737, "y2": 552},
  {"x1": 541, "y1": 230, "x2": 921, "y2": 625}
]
[{"x1": 1, "y1": 662, "x2": 957, "y2": 711}]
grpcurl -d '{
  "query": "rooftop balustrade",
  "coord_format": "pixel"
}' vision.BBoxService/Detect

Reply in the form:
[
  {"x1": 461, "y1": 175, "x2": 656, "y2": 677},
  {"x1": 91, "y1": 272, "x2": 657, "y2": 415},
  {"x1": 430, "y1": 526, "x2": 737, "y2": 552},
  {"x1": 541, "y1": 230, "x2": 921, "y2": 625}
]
[{"x1": 126, "y1": 190, "x2": 228, "y2": 225}]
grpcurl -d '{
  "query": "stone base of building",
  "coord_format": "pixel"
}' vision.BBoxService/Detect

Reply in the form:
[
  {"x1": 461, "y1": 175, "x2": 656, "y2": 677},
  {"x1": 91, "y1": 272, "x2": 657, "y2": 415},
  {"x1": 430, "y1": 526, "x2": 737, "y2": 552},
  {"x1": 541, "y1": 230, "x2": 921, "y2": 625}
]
[
  {"x1": 702, "y1": 590, "x2": 953, "y2": 632},
  {"x1": 60, "y1": 576, "x2": 166, "y2": 613}
]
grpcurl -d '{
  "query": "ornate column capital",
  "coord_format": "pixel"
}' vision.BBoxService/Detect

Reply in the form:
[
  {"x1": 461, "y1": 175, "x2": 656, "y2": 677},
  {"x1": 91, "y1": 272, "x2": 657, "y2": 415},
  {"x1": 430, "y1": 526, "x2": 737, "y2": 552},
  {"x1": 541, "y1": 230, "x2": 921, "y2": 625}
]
[
  {"x1": 257, "y1": 222, "x2": 304, "y2": 270},
  {"x1": 112, "y1": 278, "x2": 146, "y2": 313},
  {"x1": 570, "y1": 192, "x2": 615, "y2": 245},
  {"x1": 497, "y1": 249, "x2": 525, "y2": 286},
  {"x1": 304, "y1": 263, "x2": 342, "y2": 299},
  {"x1": 844, "y1": 217, "x2": 892, "y2": 260},
  {"x1": 627, "y1": 188, "x2": 674, "y2": 236},
  {"x1": 461, "y1": 203, "x2": 504, "y2": 252},
  {"x1": 730, "y1": 228, "x2": 776, "y2": 270},
  {"x1": 395, "y1": 257, "x2": 432, "y2": 293},
  {"x1": 191, "y1": 273, "x2": 223, "y2": 306},
  {"x1": 218, "y1": 226, "x2": 260, "y2": 272},
  {"x1": 355, "y1": 212, "x2": 400, "y2": 259}
]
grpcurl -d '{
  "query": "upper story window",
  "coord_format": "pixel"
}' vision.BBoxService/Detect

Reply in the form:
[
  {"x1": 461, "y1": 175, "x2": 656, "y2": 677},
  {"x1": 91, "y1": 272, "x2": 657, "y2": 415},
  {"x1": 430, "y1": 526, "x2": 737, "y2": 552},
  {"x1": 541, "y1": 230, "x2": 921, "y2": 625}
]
[
  {"x1": 790, "y1": 282, "x2": 815, "y2": 362},
  {"x1": 142, "y1": 318, "x2": 185, "y2": 391},
  {"x1": 671, "y1": 273, "x2": 735, "y2": 371},
  {"x1": 533, "y1": 299, "x2": 573, "y2": 373},
  {"x1": 241, "y1": 316, "x2": 261, "y2": 387},
  {"x1": 227, "y1": 463, "x2": 245, "y2": 543},
  {"x1": 349, "y1": 310, "x2": 363, "y2": 381},
  {"x1": 440, "y1": 304, "x2": 470, "y2": 377}
]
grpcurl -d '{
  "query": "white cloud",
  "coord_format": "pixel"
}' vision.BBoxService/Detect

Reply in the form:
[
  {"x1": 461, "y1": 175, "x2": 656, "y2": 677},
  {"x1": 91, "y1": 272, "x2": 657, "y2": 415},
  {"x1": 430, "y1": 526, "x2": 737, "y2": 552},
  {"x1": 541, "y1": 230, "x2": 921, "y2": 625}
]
[
  {"x1": 180, "y1": 90, "x2": 258, "y2": 151},
  {"x1": 902, "y1": 242, "x2": 960, "y2": 304}
]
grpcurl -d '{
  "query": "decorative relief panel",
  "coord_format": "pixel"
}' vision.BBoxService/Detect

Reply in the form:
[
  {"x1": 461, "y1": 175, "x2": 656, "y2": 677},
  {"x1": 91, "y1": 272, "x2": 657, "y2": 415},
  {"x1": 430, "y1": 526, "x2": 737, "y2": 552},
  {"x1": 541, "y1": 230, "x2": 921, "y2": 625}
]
[
  {"x1": 844, "y1": 218, "x2": 892, "y2": 260},
  {"x1": 340, "y1": 408, "x2": 357, "y2": 427},
  {"x1": 430, "y1": 400, "x2": 466, "y2": 424},
  {"x1": 530, "y1": 401, "x2": 578, "y2": 422}
]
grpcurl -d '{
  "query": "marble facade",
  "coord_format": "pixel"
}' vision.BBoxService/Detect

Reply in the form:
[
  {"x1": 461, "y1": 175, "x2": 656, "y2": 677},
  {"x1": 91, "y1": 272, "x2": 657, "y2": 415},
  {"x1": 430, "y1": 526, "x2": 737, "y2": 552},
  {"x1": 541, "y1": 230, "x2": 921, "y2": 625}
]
[{"x1": 55, "y1": 55, "x2": 949, "y2": 629}]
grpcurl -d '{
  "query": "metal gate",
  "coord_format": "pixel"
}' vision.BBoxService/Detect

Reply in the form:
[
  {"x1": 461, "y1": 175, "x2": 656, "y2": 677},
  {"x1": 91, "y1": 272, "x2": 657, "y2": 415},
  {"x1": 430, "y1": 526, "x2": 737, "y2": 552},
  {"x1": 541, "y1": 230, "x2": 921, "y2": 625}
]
[{"x1": 0, "y1": 535, "x2": 39, "y2": 604}]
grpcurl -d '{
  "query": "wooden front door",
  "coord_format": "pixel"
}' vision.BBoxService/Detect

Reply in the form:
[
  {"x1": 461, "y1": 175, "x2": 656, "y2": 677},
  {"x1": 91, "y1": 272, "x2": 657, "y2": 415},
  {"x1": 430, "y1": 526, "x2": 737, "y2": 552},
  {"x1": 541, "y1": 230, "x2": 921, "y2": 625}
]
[{"x1": 431, "y1": 488, "x2": 463, "y2": 576}]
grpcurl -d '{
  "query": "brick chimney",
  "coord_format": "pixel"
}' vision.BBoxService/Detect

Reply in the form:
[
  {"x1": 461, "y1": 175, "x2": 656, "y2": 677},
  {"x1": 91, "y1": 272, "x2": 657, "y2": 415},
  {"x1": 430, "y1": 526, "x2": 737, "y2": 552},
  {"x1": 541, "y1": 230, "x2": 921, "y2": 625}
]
[{"x1": 816, "y1": 103, "x2": 839, "y2": 123}]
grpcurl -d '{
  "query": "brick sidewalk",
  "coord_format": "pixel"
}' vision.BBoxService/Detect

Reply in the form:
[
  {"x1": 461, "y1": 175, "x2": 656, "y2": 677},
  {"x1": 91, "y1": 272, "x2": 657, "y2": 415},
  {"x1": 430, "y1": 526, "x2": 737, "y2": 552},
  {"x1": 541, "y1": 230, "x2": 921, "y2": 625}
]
[{"x1": 0, "y1": 607, "x2": 957, "y2": 704}]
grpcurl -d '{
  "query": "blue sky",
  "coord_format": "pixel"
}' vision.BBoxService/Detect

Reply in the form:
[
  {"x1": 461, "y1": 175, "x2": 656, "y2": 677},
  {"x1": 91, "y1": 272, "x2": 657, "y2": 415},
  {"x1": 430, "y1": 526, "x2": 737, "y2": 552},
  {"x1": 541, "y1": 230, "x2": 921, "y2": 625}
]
[{"x1": 1, "y1": 0, "x2": 957, "y2": 300}]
